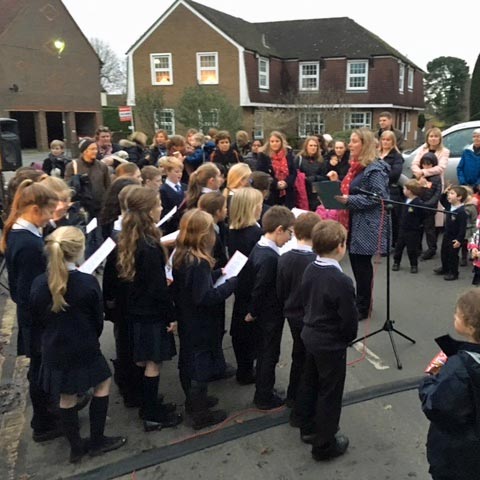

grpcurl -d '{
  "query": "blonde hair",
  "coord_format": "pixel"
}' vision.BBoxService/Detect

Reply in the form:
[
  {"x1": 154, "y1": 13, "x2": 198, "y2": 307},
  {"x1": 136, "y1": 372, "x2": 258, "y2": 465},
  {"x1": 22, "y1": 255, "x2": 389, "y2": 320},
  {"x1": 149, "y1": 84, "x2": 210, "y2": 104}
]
[
  {"x1": 1, "y1": 179, "x2": 58, "y2": 253},
  {"x1": 352, "y1": 128, "x2": 378, "y2": 167},
  {"x1": 261, "y1": 131, "x2": 288, "y2": 157},
  {"x1": 186, "y1": 163, "x2": 220, "y2": 209},
  {"x1": 159, "y1": 156, "x2": 184, "y2": 172},
  {"x1": 298, "y1": 136, "x2": 323, "y2": 162},
  {"x1": 41, "y1": 176, "x2": 72, "y2": 202},
  {"x1": 380, "y1": 130, "x2": 400, "y2": 153},
  {"x1": 224, "y1": 163, "x2": 252, "y2": 197},
  {"x1": 425, "y1": 127, "x2": 444, "y2": 152},
  {"x1": 117, "y1": 188, "x2": 163, "y2": 281},
  {"x1": 173, "y1": 209, "x2": 216, "y2": 269},
  {"x1": 229, "y1": 187, "x2": 263, "y2": 229},
  {"x1": 44, "y1": 227, "x2": 85, "y2": 312}
]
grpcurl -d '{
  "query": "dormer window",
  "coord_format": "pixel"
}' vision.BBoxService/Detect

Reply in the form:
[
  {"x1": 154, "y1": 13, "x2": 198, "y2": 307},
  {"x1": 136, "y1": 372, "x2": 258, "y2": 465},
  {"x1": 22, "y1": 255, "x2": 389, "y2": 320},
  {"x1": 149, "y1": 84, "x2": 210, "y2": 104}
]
[
  {"x1": 299, "y1": 62, "x2": 319, "y2": 91},
  {"x1": 346, "y1": 60, "x2": 368, "y2": 91}
]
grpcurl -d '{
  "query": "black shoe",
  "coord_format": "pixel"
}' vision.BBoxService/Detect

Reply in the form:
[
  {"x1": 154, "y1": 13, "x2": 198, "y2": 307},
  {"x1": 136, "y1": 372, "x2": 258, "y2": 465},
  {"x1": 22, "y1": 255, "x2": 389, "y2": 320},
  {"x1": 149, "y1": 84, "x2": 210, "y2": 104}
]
[
  {"x1": 89, "y1": 436, "x2": 127, "y2": 457},
  {"x1": 191, "y1": 409, "x2": 227, "y2": 430},
  {"x1": 410, "y1": 266, "x2": 418, "y2": 274},
  {"x1": 312, "y1": 434, "x2": 349, "y2": 461},
  {"x1": 300, "y1": 426, "x2": 316, "y2": 444},
  {"x1": 139, "y1": 401, "x2": 177, "y2": 419},
  {"x1": 32, "y1": 426, "x2": 63, "y2": 443},
  {"x1": 433, "y1": 267, "x2": 445, "y2": 275},
  {"x1": 236, "y1": 371, "x2": 256, "y2": 385},
  {"x1": 444, "y1": 273, "x2": 459, "y2": 281},
  {"x1": 69, "y1": 439, "x2": 89, "y2": 464},
  {"x1": 421, "y1": 251, "x2": 436, "y2": 261},
  {"x1": 74, "y1": 393, "x2": 91, "y2": 412},
  {"x1": 254, "y1": 394, "x2": 285, "y2": 410},
  {"x1": 185, "y1": 396, "x2": 219, "y2": 413},
  {"x1": 209, "y1": 364, "x2": 237, "y2": 381},
  {"x1": 143, "y1": 412, "x2": 183, "y2": 432},
  {"x1": 392, "y1": 263, "x2": 400, "y2": 271}
]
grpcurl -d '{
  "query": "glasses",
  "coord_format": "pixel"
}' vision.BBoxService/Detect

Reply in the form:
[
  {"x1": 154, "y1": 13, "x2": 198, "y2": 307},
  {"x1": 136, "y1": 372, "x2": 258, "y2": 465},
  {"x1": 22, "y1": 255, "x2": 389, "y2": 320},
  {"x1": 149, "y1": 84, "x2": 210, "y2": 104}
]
[{"x1": 286, "y1": 227, "x2": 294, "y2": 237}]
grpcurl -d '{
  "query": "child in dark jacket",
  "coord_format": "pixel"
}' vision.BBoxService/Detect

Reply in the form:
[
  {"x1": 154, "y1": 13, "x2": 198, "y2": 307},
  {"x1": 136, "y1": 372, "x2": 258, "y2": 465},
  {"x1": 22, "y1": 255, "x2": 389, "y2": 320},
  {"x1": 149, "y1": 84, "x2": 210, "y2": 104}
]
[
  {"x1": 244, "y1": 206, "x2": 295, "y2": 410},
  {"x1": 293, "y1": 220, "x2": 358, "y2": 461},
  {"x1": 172, "y1": 209, "x2": 237, "y2": 430},
  {"x1": 434, "y1": 186, "x2": 468, "y2": 281},
  {"x1": 42, "y1": 139, "x2": 70, "y2": 178},
  {"x1": 277, "y1": 212, "x2": 321, "y2": 408},
  {"x1": 392, "y1": 179, "x2": 425, "y2": 273},
  {"x1": 419, "y1": 288, "x2": 480, "y2": 480}
]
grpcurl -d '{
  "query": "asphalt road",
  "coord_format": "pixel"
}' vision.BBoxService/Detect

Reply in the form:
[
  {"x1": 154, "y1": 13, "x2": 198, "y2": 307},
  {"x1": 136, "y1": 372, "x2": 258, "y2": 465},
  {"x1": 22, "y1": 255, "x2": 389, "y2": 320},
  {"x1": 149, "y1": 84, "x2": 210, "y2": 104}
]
[{"x1": 0, "y1": 245, "x2": 472, "y2": 480}]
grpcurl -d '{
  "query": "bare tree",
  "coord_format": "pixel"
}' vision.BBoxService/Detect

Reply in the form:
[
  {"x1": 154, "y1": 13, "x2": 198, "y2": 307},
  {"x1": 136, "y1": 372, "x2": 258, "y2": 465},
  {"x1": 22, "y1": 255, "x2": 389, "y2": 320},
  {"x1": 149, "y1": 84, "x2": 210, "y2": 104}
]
[{"x1": 90, "y1": 37, "x2": 126, "y2": 93}]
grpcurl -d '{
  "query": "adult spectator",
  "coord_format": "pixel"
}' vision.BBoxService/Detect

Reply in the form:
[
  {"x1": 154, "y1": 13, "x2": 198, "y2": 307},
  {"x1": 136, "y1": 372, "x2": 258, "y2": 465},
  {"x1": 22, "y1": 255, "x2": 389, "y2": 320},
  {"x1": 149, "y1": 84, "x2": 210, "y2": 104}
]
[
  {"x1": 326, "y1": 140, "x2": 350, "y2": 181},
  {"x1": 119, "y1": 131, "x2": 150, "y2": 168},
  {"x1": 95, "y1": 125, "x2": 122, "y2": 160},
  {"x1": 376, "y1": 112, "x2": 404, "y2": 152},
  {"x1": 335, "y1": 128, "x2": 390, "y2": 319},
  {"x1": 457, "y1": 128, "x2": 480, "y2": 188}
]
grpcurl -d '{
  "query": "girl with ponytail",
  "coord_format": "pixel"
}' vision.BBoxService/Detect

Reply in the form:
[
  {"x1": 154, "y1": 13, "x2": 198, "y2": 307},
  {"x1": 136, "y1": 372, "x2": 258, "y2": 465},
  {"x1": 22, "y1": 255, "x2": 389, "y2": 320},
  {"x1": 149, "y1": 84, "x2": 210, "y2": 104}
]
[
  {"x1": 185, "y1": 162, "x2": 222, "y2": 209},
  {"x1": 116, "y1": 187, "x2": 182, "y2": 432},
  {"x1": 0, "y1": 179, "x2": 59, "y2": 441},
  {"x1": 30, "y1": 226, "x2": 126, "y2": 462}
]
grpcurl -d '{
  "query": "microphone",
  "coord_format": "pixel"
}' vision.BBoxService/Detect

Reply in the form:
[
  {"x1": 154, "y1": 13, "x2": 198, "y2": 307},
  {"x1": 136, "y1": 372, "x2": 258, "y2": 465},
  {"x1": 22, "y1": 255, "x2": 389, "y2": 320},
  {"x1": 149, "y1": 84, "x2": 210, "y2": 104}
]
[{"x1": 356, "y1": 188, "x2": 381, "y2": 198}]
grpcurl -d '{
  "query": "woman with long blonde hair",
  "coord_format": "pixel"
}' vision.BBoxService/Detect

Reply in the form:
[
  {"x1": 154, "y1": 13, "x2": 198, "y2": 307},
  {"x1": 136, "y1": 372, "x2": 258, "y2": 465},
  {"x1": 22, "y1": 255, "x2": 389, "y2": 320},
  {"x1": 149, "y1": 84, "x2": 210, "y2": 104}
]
[
  {"x1": 117, "y1": 187, "x2": 182, "y2": 432},
  {"x1": 172, "y1": 209, "x2": 237, "y2": 430},
  {"x1": 30, "y1": 226, "x2": 126, "y2": 462}
]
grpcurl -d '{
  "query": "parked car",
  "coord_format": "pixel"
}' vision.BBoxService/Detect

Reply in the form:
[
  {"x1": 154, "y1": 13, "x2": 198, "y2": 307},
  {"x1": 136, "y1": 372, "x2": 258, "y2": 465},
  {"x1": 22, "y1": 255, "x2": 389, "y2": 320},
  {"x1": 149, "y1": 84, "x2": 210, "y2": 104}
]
[{"x1": 401, "y1": 120, "x2": 480, "y2": 185}]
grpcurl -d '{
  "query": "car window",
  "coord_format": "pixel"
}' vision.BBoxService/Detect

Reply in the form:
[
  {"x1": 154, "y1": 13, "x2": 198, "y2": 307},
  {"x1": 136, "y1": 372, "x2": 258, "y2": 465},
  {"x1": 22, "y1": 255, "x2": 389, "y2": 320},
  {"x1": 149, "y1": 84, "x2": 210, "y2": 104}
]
[{"x1": 443, "y1": 128, "x2": 475, "y2": 157}]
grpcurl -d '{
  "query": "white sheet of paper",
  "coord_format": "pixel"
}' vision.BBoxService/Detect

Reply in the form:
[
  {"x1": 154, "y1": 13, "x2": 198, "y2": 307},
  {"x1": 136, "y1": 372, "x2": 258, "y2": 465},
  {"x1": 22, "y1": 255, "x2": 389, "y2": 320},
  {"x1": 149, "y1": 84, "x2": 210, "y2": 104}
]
[
  {"x1": 291, "y1": 207, "x2": 310, "y2": 218},
  {"x1": 214, "y1": 250, "x2": 248, "y2": 287},
  {"x1": 165, "y1": 249, "x2": 175, "y2": 282},
  {"x1": 86, "y1": 217, "x2": 98, "y2": 234},
  {"x1": 160, "y1": 230, "x2": 179, "y2": 244},
  {"x1": 157, "y1": 206, "x2": 178, "y2": 228},
  {"x1": 78, "y1": 237, "x2": 116, "y2": 274}
]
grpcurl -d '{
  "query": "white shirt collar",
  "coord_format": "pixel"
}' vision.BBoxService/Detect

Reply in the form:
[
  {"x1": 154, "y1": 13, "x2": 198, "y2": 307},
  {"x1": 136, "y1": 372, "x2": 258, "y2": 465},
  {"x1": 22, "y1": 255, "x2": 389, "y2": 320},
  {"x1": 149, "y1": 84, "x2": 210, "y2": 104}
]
[
  {"x1": 113, "y1": 215, "x2": 122, "y2": 232},
  {"x1": 202, "y1": 187, "x2": 216, "y2": 193},
  {"x1": 314, "y1": 256, "x2": 343, "y2": 272},
  {"x1": 12, "y1": 218, "x2": 42, "y2": 237},
  {"x1": 258, "y1": 235, "x2": 280, "y2": 255},
  {"x1": 166, "y1": 178, "x2": 181, "y2": 190},
  {"x1": 451, "y1": 203, "x2": 463, "y2": 212},
  {"x1": 66, "y1": 262, "x2": 77, "y2": 271},
  {"x1": 294, "y1": 244, "x2": 313, "y2": 253}
]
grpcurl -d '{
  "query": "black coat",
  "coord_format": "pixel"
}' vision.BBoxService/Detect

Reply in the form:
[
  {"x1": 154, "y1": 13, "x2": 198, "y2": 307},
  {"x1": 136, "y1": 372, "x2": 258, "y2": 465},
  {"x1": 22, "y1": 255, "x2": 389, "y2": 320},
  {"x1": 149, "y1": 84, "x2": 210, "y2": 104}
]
[
  {"x1": 382, "y1": 149, "x2": 404, "y2": 201},
  {"x1": 419, "y1": 337, "x2": 480, "y2": 479}
]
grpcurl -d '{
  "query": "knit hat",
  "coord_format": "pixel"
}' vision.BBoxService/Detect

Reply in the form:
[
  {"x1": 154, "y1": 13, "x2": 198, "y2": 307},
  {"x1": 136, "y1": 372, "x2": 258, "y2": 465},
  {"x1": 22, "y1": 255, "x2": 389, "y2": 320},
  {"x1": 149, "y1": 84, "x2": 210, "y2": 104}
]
[{"x1": 78, "y1": 137, "x2": 96, "y2": 153}]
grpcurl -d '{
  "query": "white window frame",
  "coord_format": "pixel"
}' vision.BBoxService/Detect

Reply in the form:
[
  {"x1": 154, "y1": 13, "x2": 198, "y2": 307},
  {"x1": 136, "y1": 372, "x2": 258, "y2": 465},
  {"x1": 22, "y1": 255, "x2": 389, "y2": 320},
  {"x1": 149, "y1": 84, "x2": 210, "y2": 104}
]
[
  {"x1": 253, "y1": 110, "x2": 264, "y2": 139},
  {"x1": 399, "y1": 63, "x2": 405, "y2": 94},
  {"x1": 198, "y1": 108, "x2": 219, "y2": 132},
  {"x1": 344, "y1": 111, "x2": 372, "y2": 130},
  {"x1": 150, "y1": 53, "x2": 173, "y2": 86},
  {"x1": 154, "y1": 108, "x2": 175, "y2": 135},
  {"x1": 299, "y1": 62, "x2": 320, "y2": 91},
  {"x1": 196, "y1": 52, "x2": 219, "y2": 85},
  {"x1": 346, "y1": 60, "x2": 368, "y2": 91},
  {"x1": 298, "y1": 111, "x2": 324, "y2": 137},
  {"x1": 258, "y1": 57, "x2": 269, "y2": 90},
  {"x1": 407, "y1": 67, "x2": 414, "y2": 91}
]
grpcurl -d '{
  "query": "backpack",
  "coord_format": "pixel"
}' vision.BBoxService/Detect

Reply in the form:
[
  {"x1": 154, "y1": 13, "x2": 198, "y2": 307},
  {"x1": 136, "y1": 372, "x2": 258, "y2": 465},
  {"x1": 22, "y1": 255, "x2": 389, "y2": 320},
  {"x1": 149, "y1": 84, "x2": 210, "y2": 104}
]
[{"x1": 69, "y1": 160, "x2": 94, "y2": 214}]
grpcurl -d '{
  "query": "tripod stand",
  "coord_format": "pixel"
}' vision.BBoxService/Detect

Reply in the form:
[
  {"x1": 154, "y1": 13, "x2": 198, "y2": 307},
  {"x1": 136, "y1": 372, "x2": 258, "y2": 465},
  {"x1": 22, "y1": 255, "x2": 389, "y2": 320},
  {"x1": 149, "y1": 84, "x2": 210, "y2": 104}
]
[{"x1": 350, "y1": 195, "x2": 416, "y2": 370}]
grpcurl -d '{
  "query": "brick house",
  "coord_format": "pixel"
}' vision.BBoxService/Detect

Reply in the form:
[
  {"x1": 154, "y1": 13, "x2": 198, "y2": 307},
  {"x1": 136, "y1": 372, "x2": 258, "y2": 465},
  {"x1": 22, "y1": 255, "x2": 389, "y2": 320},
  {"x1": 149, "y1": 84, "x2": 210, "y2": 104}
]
[
  {"x1": 127, "y1": 0, "x2": 425, "y2": 147},
  {"x1": 0, "y1": 0, "x2": 103, "y2": 151}
]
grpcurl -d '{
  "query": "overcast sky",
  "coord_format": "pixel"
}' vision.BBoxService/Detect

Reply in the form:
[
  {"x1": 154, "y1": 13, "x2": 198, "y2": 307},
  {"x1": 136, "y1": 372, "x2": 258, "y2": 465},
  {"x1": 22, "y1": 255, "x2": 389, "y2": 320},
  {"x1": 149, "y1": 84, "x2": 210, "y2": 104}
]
[{"x1": 63, "y1": 0, "x2": 477, "y2": 73}]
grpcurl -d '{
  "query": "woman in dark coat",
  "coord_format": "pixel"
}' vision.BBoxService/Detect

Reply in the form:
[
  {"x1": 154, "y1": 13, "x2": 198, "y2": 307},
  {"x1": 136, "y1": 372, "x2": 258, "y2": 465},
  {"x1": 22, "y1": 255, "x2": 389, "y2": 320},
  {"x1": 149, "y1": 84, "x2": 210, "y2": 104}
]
[{"x1": 256, "y1": 131, "x2": 297, "y2": 208}]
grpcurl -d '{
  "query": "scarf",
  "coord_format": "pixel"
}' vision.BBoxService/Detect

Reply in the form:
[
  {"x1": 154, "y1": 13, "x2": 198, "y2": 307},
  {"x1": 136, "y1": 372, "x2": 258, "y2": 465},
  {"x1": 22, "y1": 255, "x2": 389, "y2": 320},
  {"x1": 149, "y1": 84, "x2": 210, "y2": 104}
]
[
  {"x1": 337, "y1": 158, "x2": 365, "y2": 230},
  {"x1": 271, "y1": 149, "x2": 289, "y2": 197}
]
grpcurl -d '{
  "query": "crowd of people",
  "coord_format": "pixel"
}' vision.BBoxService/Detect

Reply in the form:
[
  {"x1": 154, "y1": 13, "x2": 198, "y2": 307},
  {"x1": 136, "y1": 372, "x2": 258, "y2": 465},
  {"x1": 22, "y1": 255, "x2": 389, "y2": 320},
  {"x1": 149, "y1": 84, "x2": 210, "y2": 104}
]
[{"x1": 2, "y1": 117, "x2": 480, "y2": 477}]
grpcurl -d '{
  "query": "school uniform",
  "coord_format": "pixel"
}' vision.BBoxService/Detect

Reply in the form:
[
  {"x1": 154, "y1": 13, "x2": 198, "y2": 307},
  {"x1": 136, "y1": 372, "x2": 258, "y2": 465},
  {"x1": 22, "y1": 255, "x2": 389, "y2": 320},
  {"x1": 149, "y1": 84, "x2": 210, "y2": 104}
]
[
  {"x1": 160, "y1": 180, "x2": 187, "y2": 235},
  {"x1": 439, "y1": 195, "x2": 467, "y2": 278},
  {"x1": 228, "y1": 224, "x2": 263, "y2": 382},
  {"x1": 30, "y1": 268, "x2": 111, "y2": 398},
  {"x1": 247, "y1": 237, "x2": 285, "y2": 407},
  {"x1": 277, "y1": 245, "x2": 315, "y2": 403},
  {"x1": 393, "y1": 197, "x2": 424, "y2": 268},
  {"x1": 420, "y1": 174, "x2": 442, "y2": 257},
  {"x1": 126, "y1": 238, "x2": 176, "y2": 363},
  {"x1": 5, "y1": 220, "x2": 57, "y2": 434},
  {"x1": 294, "y1": 257, "x2": 358, "y2": 448}
]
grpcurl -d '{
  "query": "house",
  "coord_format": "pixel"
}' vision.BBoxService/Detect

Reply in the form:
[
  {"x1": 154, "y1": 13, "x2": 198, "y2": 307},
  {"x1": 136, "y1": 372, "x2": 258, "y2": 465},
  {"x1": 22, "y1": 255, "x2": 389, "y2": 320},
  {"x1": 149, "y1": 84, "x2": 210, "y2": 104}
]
[
  {"x1": 0, "y1": 0, "x2": 103, "y2": 151},
  {"x1": 127, "y1": 0, "x2": 425, "y2": 147}
]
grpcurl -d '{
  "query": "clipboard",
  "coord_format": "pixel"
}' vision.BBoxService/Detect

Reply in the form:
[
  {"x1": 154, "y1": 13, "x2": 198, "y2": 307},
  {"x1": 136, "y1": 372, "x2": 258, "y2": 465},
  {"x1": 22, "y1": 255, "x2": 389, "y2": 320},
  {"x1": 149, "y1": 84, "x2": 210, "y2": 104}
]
[{"x1": 313, "y1": 181, "x2": 347, "y2": 210}]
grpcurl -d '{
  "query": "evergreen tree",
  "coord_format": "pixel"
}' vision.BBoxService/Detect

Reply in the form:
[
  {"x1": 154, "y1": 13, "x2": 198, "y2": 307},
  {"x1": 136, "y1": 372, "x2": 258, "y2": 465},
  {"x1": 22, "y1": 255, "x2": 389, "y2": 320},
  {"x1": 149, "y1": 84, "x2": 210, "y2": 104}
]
[{"x1": 470, "y1": 54, "x2": 480, "y2": 120}]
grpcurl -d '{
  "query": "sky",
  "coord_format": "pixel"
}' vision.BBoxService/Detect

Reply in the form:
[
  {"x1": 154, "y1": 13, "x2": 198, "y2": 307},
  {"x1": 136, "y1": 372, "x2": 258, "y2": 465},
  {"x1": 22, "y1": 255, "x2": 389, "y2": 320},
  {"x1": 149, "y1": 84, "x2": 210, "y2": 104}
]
[{"x1": 62, "y1": 0, "x2": 477, "y2": 73}]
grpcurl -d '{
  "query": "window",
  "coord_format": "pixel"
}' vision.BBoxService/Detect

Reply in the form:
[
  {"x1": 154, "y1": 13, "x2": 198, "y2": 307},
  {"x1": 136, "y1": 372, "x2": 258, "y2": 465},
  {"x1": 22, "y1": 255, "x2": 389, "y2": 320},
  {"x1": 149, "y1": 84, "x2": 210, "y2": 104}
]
[
  {"x1": 253, "y1": 110, "x2": 264, "y2": 139},
  {"x1": 258, "y1": 57, "x2": 269, "y2": 90},
  {"x1": 299, "y1": 62, "x2": 319, "y2": 91},
  {"x1": 399, "y1": 63, "x2": 405, "y2": 94},
  {"x1": 298, "y1": 112, "x2": 324, "y2": 137},
  {"x1": 347, "y1": 60, "x2": 368, "y2": 90},
  {"x1": 408, "y1": 67, "x2": 414, "y2": 91},
  {"x1": 154, "y1": 109, "x2": 175, "y2": 135},
  {"x1": 198, "y1": 109, "x2": 219, "y2": 132},
  {"x1": 197, "y1": 52, "x2": 219, "y2": 85},
  {"x1": 150, "y1": 53, "x2": 173, "y2": 85},
  {"x1": 344, "y1": 111, "x2": 372, "y2": 130}
]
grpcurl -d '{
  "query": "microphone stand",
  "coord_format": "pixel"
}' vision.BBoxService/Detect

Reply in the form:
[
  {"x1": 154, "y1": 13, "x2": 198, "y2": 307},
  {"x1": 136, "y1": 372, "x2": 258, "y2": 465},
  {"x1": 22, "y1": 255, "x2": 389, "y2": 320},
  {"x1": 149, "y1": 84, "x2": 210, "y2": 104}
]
[{"x1": 349, "y1": 188, "x2": 431, "y2": 370}]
